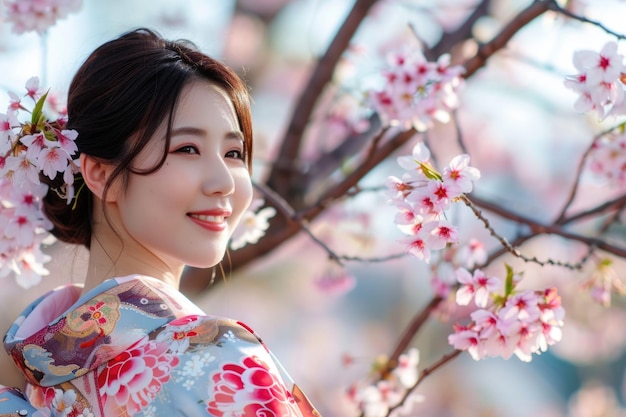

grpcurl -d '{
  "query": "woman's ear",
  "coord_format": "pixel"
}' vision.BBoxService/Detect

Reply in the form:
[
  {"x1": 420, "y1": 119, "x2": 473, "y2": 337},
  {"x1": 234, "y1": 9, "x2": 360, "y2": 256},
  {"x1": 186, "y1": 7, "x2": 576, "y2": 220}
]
[{"x1": 80, "y1": 154, "x2": 118, "y2": 202}]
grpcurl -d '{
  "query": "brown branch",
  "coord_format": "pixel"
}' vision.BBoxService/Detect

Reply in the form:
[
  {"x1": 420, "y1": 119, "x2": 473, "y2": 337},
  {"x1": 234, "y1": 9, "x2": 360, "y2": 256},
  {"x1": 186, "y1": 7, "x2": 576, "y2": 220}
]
[
  {"x1": 266, "y1": 0, "x2": 380, "y2": 199},
  {"x1": 383, "y1": 296, "x2": 443, "y2": 376},
  {"x1": 301, "y1": 114, "x2": 383, "y2": 193},
  {"x1": 386, "y1": 350, "x2": 463, "y2": 416},
  {"x1": 555, "y1": 145, "x2": 595, "y2": 224},
  {"x1": 468, "y1": 194, "x2": 626, "y2": 256},
  {"x1": 463, "y1": 0, "x2": 553, "y2": 78},
  {"x1": 560, "y1": 193, "x2": 626, "y2": 226},
  {"x1": 425, "y1": 0, "x2": 492, "y2": 61},
  {"x1": 303, "y1": 128, "x2": 420, "y2": 220}
]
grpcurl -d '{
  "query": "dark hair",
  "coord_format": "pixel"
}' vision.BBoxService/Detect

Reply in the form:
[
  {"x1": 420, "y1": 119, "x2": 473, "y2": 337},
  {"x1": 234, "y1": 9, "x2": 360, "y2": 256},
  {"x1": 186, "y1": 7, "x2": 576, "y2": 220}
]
[{"x1": 42, "y1": 28, "x2": 253, "y2": 248}]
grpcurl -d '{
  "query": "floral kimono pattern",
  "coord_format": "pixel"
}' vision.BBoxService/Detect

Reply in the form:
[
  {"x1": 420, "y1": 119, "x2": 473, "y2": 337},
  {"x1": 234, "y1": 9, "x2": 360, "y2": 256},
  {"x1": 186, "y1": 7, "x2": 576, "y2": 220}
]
[{"x1": 0, "y1": 275, "x2": 320, "y2": 417}]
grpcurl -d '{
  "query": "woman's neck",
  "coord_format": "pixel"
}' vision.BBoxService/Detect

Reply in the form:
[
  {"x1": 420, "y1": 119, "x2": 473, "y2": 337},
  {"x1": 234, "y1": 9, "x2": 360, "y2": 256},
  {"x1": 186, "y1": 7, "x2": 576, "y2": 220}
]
[{"x1": 82, "y1": 203, "x2": 183, "y2": 295}]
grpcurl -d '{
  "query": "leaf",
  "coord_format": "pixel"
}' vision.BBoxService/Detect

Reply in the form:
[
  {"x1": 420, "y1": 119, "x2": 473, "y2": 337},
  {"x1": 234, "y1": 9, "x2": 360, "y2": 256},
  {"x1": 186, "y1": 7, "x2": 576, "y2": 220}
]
[
  {"x1": 30, "y1": 90, "x2": 49, "y2": 126},
  {"x1": 504, "y1": 264, "x2": 515, "y2": 297},
  {"x1": 417, "y1": 161, "x2": 442, "y2": 181}
]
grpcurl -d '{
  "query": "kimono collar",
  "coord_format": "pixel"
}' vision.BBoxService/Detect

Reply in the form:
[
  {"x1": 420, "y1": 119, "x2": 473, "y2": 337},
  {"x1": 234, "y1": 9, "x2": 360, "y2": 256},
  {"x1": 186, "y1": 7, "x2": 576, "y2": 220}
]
[{"x1": 4, "y1": 275, "x2": 202, "y2": 387}]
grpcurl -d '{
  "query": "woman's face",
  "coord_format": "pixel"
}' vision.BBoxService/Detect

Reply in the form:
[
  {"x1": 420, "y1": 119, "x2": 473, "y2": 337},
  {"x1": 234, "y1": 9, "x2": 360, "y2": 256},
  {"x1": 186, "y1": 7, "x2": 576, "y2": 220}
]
[{"x1": 112, "y1": 80, "x2": 253, "y2": 270}]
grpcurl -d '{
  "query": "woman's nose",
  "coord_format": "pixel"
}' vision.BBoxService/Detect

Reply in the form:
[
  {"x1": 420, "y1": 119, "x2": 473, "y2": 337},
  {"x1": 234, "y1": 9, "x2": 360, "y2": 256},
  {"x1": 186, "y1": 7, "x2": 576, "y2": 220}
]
[{"x1": 202, "y1": 156, "x2": 235, "y2": 196}]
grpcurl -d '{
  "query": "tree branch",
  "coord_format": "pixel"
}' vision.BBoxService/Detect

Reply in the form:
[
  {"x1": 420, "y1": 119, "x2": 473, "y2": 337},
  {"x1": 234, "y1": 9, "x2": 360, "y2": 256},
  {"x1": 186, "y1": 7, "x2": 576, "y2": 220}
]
[
  {"x1": 266, "y1": 0, "x2": 380, "y2": 200},
  {"x1": 386, "y1": 350, "x2": 463, "y2": 416},
  {"x1": 463, "y1": 0, "x2": 553, "y2": 78},
  {"x1": 425, "y1": 0, "x2": 492, "y2": 61}
]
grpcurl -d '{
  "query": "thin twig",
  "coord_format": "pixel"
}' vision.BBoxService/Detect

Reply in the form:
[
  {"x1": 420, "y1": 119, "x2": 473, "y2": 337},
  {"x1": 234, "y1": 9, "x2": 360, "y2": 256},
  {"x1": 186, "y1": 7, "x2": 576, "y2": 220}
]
[
  {"x1": 548, "y1": 1, "x2": 626, "y2": 40},
  {"x1": 463, "y1": 195, "x2": 626, "y2": 269},
  {"x1": 556, "y1": 123, "x2": 626, "y2": 223},
  {"x1": 253, "y1": 181, "x2": 343, "y2": 265},
  {"x1": 255, "y1": 181, "x2": 410, "y2": 265}
]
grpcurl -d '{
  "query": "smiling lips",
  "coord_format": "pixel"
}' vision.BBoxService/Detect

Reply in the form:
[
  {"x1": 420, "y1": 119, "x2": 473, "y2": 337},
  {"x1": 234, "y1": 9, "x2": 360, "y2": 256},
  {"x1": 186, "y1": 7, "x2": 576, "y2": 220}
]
[{"x1": 187, "y1": 210, "x2": 230, "y2": 232}]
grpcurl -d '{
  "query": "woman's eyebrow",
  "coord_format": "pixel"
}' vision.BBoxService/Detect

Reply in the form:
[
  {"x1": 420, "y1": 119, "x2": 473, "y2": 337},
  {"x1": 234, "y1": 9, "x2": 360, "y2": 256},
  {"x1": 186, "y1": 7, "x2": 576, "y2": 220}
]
[
  {"x1": 171, "y1": 126, "x2": 244, "y2": 142},
  {"x1": 171, "y1": 126, "x2": 207, "y2": 137},
  {"x1": 225, "y1": 130, "x2": 245, "y2": 143}
]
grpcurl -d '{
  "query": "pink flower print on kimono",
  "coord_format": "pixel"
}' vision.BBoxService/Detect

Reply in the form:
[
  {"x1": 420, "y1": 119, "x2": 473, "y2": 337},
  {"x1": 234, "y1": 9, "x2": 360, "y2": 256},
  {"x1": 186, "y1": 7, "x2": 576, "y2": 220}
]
[
  {"x1": 207, "y1": 355, "x2": 303, "y2": 416},
  {"x1": 156, "y1": 315, "x2": 219, "y2": 355},
  {"x1": 97, "y1": 335, "x2": 180, "y2": 416}
]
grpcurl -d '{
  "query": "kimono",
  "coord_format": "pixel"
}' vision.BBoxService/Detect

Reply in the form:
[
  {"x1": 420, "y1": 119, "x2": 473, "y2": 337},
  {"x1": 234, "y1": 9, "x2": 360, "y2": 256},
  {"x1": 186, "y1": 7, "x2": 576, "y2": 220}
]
[{"x1": 0, "y1": 275, "x2": 320, "y2": 417}]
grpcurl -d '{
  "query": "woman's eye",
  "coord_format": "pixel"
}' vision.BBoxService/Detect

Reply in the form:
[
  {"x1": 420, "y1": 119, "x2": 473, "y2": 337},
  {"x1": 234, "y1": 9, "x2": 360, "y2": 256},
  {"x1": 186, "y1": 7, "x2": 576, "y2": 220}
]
[
  {"x1": 175, "y1": 145, "x2": 199, "y2": 154},
  {"x1": 225, "y1": 149, "x2": 245, "y2": 160}
]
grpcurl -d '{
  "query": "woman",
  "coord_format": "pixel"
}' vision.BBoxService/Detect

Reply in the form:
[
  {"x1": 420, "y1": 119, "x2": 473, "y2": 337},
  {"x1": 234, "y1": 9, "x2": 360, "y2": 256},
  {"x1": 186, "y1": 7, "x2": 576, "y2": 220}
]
[{"x1": 0, "y1": 28, "x2": 319, "y2": 416}]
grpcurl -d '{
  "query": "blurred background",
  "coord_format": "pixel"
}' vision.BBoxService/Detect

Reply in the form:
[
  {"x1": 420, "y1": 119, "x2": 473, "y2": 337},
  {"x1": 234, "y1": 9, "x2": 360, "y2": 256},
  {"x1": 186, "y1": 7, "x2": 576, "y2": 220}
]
[{"x1": 3, "y1": 1, "x2": 626, "y2": 416}]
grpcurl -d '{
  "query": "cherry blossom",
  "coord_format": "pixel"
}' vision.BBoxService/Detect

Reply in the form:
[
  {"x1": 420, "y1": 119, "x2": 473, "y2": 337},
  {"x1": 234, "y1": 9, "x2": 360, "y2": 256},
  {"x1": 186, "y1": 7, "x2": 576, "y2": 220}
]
[
  {"x1": 443, "y1": 154, "x2": 481, "y2": 194},
  {"x1": 397, "y1": 140, "x2": 431, "y2": 171},
  {"x1": 565, "y1": 41, "x2": 626, "y2": 119},
  {"x1": 399, "y1": 223, "x2": 438, "y2": 263},
  {"x1": 314, "y1": 262, "x2": 356, "y2": 295},
  {"x1": 37, "y1": 145, "x2": 71, "y2": 179},
  {"x1": 448, "y1": 324, "x2": 483, "y2": 360},
  {"x1": 575, "y1": 41, "x2": 625, "y2": 85},
  {"x1": 13, "y1": 243, "x2": 50, "y2": 288},
  {"x1": 455, "y1": 267, "x2": 501, "y2": 308},
  {"x1": 0, "y1": 78, "x2": 79, "y2": 287},
  {"x1": 346, "y1": 348, "x2": 422, "y2": 417},
  {"x1": 456, "y1": 238, "x2": 487, "y2": 268},
  {"x1": 449, "y1": 266, "x2": 565, "y2": 362},
  {"x1": 388, "y1": 141, "x2": 480, "y2": 264},
  {"x1": 229, "y1": 198, "x2": 276, "y2": 250},
  {"x1": 4, "y1": 0, "x2": 84, "y2": 35},
  {"x1": 392, "y1": 348, "x2": 419, "y2": 388},
  {"x1": 430, "y1": 262, "x2": 457, "y2": 298},
  {"x1": 368, "y1": 48, "x2": 465, "y2": 131},
  {"x1": 429, "y1": 220, "x2": 459, "y2": 250},
  {"x1": 8, "y1": 92, "x2": 22, "y2": 112},
  {"x1": 4, "y1": 153, "x2": 40, "y2": 184},
  {"x1": 0, "y1": 113, "x2": 17, "y2": 146},
  {"x1": 25, "y1": 76, "x2": 44, "y2": 101},
  {"x1": 582, "y1": 258, "x2": 626, "y2": 307},
  {"x1": 587, "y1": 131, "x2": 626, "y2": 187}
]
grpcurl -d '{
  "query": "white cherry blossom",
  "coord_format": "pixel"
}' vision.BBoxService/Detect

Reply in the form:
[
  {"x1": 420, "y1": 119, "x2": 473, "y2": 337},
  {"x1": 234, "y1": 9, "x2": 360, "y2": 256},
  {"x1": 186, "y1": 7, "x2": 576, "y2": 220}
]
[{"x1": 229, "y1": 198, "x2": 276, "y2": 250}]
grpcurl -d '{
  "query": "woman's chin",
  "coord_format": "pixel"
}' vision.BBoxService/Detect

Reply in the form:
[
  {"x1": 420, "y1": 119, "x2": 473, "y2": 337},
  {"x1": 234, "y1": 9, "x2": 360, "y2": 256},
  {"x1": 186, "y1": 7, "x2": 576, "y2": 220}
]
[{"x1": 184, "y1": 257, "x2": 224, "y2": 270}]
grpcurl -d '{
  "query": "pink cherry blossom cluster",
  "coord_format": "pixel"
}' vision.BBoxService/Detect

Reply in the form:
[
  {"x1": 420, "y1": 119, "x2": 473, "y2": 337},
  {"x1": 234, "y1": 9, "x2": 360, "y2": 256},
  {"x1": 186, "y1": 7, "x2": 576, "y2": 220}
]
[
  {"x1": 587, "y1": 130, "x2": 626, "y2": 187},
  {"x1": 346, "y1": 348, "x2": 422, "y2": 417},
  {"x1": 368, "y1": 48, "x2": 465, "y2": 131},
  {"x1": 3, "y1": 0, "x2": 83, "y2": 34},
  {"x1": 386, "y1": 141, "x2": 480, "y2": 263},
  {"x1": 564, "y1": 41, "x2": 626, "y2": 120},
  {"x1": 448, "y1": 266, "x2": 565, "y2": 362},
  {"x1": 0, "y1": 77, "x2": 79, "y2": 288}
]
